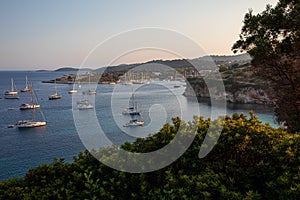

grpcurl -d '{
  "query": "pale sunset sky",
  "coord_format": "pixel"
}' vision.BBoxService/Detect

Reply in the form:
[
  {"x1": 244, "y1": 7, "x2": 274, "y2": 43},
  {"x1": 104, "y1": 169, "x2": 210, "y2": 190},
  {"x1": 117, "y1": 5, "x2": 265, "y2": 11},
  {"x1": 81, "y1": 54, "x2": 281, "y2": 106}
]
[{"x1": 0, "y1": 0, "x2": 278, "y2": 70}]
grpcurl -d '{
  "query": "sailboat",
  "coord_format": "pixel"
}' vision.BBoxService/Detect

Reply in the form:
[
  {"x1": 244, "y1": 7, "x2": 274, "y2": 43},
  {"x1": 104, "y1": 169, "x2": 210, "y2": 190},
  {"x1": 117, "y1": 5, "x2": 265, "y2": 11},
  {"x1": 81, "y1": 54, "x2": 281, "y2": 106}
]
[
  {"x1": 123, "y1": 118, "x2": 144, "y2": 127},
  {"x1": 4, "y1": 78, "x2": 19, "y2": 99},
  {"x1": 68, "y1": 89, "x2": 78, "y2": 94},
  {"x1": 83, "y1": 72, "x2": 96, "y2": 95},
  {"x1": 49, "y1": 80, "x2": 62, "y2": 100},
  {"x1": 68, "y1": 77, "x2": 78, "y2": 94},
  {"x1": 174, "y1": 83, "x2": 180, "y2": 88},
  {"x1": 21, "y1": 76, "x2": 31, "y2": 92},
  {"x1": 77, "y1": 99, "x2": 94, "y2": 110},
  {"x1": 122, "y1": 88, "x2": 140, "y2": 115},
  {"x1": 123, "y1": 72, "x2": 133, "y2": 85},
  {"x1": 123, "y1": 104, "x2": 144, "y2": 127},
  {"x1": 20, "y1": 83, "x2": 40, "y2": 110},
  {"x1": 16, "y1": 85, "x2": 46, "y2": 128}
]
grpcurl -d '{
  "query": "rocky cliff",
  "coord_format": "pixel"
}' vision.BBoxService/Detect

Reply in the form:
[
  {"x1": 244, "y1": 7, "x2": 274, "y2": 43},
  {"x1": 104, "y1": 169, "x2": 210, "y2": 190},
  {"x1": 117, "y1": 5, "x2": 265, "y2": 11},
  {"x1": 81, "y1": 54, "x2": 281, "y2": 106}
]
[{"x1": 184, "y1": 83, "x2": 274, "y2": 104}]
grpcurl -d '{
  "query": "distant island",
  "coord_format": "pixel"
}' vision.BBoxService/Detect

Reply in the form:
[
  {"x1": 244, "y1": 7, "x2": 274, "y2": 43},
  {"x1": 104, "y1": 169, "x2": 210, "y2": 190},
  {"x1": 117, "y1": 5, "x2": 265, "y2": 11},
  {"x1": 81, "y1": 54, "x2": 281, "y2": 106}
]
[
  {"x1": 54, "y1": 67, "x2": 79, "y2": 72},
  {"x1": 35, "y1": 69, "x2": 51, "y2": 72}
]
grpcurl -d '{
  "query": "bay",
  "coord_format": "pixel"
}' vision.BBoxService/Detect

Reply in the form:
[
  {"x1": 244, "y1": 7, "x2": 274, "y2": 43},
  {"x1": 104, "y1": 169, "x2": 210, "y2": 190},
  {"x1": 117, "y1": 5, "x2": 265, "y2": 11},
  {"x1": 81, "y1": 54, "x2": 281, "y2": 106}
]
[{"x1": 0, "y1": 71, "x2": 278, "y2": 181}]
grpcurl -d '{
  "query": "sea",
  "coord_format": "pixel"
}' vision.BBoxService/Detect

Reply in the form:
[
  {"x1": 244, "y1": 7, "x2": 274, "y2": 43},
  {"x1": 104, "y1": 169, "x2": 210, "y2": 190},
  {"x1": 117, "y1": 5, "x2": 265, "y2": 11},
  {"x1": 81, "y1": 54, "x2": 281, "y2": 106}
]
[{"x1": 0, "y1": 71, "x2": 278, "y2": 181}]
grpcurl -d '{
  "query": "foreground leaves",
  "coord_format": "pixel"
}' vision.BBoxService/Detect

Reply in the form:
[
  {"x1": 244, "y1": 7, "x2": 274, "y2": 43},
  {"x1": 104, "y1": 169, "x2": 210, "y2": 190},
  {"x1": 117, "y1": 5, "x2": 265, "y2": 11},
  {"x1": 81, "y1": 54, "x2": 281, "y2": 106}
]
[{"x1": 0, "y1": 113, "x2": 299, "y2": 199}]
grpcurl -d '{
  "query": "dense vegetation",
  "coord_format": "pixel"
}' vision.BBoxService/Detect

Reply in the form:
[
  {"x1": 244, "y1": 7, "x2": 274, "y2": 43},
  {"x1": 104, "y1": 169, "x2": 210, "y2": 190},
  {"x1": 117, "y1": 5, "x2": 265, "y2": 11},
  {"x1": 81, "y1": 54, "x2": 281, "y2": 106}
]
[
  {"x1": 186, "y1": 64, "x2": 269, "y2": 96},
  {"x1": 232, "y1": 0, "x2": 300, "y2": 132},
  {"x1": 1, "y1": 113, "x2": 299, "y2": 199}
]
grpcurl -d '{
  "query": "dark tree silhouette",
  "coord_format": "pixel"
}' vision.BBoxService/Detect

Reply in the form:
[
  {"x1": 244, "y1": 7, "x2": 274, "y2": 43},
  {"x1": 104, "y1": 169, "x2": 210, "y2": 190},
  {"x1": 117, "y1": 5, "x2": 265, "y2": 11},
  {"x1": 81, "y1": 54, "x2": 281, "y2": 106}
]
[{"x1": 232, "y1": 0, "x2": 300, "y2": 132}]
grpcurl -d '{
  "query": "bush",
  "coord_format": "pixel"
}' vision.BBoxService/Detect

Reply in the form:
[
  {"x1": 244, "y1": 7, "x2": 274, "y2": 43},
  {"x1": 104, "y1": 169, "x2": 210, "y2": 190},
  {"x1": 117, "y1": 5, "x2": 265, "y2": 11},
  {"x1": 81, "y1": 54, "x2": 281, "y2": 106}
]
[{"x1": 0, "y1": 113, "x2": 299, "y2": 199}]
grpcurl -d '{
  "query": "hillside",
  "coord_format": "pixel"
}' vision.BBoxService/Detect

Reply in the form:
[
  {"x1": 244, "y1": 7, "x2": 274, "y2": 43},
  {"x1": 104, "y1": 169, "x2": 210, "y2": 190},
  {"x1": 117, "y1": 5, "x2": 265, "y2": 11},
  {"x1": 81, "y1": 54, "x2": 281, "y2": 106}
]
[
  {"x1": 50, "y1": 54, "x2": 251, "y2": 73},
  {"x1": 184, "y1": 63, "x2": 274, "y2": 104}
]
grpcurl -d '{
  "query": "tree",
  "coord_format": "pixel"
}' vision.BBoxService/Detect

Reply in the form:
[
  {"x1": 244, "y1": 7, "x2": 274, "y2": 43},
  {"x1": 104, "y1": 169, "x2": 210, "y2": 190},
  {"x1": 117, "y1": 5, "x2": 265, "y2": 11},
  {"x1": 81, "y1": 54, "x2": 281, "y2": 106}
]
[{"x1": 232, "y1": 0, "x2": 300, "y2": 132}]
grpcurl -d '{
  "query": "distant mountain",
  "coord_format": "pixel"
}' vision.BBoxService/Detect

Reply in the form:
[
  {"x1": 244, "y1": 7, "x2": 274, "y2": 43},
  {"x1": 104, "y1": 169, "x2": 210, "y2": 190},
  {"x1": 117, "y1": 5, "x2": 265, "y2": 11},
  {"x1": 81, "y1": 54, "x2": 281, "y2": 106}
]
[
  {"x1": 42, "y1": 54, "x2": 252, "y2": 73},
  {"x1": 35, "y1": 69, "x2": 51, "y2": 72},
  {"x1": 54, "y1": 67, "x2": 79, "y2": 72},
  {"x1": 98, "y1": 53, "x2": 252, "y2": 72}
]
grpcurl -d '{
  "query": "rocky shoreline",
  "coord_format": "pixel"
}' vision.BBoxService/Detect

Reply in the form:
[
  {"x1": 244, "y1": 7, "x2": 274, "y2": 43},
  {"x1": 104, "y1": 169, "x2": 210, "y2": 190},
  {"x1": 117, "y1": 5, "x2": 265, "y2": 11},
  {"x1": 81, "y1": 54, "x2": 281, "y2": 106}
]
[{"x1": 184, "y1": 84, "x2": 274, "y2": 105}]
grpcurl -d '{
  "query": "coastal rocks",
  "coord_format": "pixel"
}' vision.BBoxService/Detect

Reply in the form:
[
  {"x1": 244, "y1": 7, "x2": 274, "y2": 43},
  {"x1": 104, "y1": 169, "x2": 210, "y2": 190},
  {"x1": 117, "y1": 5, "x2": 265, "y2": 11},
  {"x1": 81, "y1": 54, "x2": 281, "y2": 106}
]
[
  {"x1": 184, "y1": 83, "x2": 274, "y2": 105},
  {"x1": 226, "y1": 87, "x2": 273, "y2": 105}
]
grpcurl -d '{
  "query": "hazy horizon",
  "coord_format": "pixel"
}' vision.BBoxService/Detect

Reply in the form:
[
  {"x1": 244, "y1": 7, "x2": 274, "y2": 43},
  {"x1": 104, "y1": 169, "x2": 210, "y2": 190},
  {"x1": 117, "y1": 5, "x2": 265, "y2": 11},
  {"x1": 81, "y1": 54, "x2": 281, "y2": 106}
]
[
  {"x1": 0, "y1": 0, "x2": 277, "y2": 70},
  {"x1": 0, "y1": 53, "x2": 252, "y2": 72}
]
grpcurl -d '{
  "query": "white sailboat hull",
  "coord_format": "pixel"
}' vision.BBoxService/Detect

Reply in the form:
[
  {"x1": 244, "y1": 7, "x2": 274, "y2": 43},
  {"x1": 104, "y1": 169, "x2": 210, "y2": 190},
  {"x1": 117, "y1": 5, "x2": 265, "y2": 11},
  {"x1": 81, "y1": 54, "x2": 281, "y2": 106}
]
[
  {"x1": 19, "y1": 104, "x2": 40, "y2": 110},
  {"x1": 21, "y1": 88, "x2": 31, "y2": 92},
  {"x1": 78, "y1": 104, "x2": 94, "y2": 110},
  {"x1": 68, "y1": 89, "x2": 78, "y2": 94},
  {"x1": 123, "y1": 119, "x2": 144, "y2": 127},
  {"x1": 82, "y1": 90, "x2": 96, "y2": 95},
  {"x1": 4, "y1": 95, "x2": 19, "y2": 99},
  {"x1": 77, "y1": 99, "x2": 94, "y2": 110},
  {"x1": 16, "y1": 120, "x2": 46, "y2": 128},
  {"x1": 5, "y1": 91, "x2": 18, "y2": 95},
  {"x1": 49, "y1": 94, "x2": 62, "y2": 100}
]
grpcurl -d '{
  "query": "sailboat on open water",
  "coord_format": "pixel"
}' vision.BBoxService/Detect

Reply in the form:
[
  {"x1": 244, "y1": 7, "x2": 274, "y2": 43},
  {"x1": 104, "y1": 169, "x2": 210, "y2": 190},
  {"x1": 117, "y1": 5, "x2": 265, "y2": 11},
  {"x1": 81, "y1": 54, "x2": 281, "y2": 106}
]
[
  {"x1": 49, "y1": 80, "x2": 62, "y2": 100},
  {"x1": 20, "y1": 82, "x2": 40, "y2": 110},
  {"x1": 21, "y1": 76, "x2": 31, "y2": 92},
  {"x1": 16, "y1": 84, "x2": 46, "y2": 128},
  {"x1": 4, "y1": 78, "x2": 19, "y2": 99},
  {"x1": 83, "y1": 72, "x2": 96, "y2": 95},
  {"x1": 122, "y1": 87, "x2": 140, "y2": 115}
]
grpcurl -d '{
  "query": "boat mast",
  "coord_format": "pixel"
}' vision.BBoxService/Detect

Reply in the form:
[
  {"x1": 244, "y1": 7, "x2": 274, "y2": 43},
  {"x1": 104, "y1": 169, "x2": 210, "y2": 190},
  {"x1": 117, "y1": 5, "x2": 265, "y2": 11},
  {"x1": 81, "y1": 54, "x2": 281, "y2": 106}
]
[
  {"x1": 54, "y1": 80, "x2": 58, "y2": 95},
  {"x1": 88, "y1": 72, "x2": 91, "y2": 91},
  {"x1": 34, "y1": 87, "x2": 46, "y2": 122},
  {"x1": 32, "y1": 83, "x2": 46, "y2": 122},
  {"x1": 30, "y1": 82, "x2": 33, "y2": 104},
  {"x1": 25, "y1": 76, "x2": 28, "y2": 89},
  {"x1": 135, "y1": 102, "x2": 138, "y2": 120},
  {"x1": 131, "y1": 86, "x2": 134, "y2": 109},
  {"x1": 11, "y1": 78, "x2": 14, "y2": 92},
  {"x1": 78, "y1": 80, "x2": 81, "y2": 88},
  {"x1": 29, "y1": 82, "x2": 35, "y2": 121}
]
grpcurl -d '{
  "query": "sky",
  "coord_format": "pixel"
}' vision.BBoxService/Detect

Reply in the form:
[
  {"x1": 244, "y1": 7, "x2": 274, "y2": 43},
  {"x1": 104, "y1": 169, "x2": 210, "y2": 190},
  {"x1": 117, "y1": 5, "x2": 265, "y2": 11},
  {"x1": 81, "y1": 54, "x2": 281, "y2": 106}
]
[{"x1": 0, "y1": 0, "x2": 278, "y2": 70}]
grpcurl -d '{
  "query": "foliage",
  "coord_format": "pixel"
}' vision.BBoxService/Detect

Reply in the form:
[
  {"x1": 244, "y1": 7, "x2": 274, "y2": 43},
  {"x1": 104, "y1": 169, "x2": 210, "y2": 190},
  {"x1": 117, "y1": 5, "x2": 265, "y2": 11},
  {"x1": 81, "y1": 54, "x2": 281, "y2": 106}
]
[
  {"x1": 232, "y1": 0, "x2": 300, "y2": 132},
  {"x1": 0, "y1": 113, "x2": 299, "y2": 199},
  {"x1": 187, "y1": 67, "x2": 267, "y2": 96}
]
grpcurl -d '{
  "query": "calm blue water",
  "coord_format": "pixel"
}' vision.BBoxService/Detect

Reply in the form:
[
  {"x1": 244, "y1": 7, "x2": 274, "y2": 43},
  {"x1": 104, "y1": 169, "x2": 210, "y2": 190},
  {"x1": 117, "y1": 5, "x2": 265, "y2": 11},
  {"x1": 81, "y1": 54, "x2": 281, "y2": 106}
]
[{"x1": 0, "y1": 71, "x2": 278, "y2": 181}]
